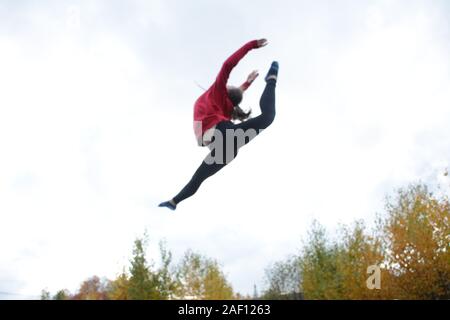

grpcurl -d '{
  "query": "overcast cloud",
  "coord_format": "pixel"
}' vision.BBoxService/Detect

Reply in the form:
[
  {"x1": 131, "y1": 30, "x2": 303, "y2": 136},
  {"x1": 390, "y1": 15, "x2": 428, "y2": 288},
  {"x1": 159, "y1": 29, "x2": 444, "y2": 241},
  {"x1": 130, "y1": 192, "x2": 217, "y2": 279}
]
[{"x1": 1, "y1": 0, "x2": 450, "y2": 298}]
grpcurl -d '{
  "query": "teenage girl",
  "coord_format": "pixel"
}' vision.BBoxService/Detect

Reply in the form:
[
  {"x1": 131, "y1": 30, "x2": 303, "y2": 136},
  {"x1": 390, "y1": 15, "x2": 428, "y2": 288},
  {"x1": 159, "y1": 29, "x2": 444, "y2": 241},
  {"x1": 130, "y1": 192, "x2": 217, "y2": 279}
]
[{"x1": 159, "y1": 39, "x2": 279, "y2": 210}]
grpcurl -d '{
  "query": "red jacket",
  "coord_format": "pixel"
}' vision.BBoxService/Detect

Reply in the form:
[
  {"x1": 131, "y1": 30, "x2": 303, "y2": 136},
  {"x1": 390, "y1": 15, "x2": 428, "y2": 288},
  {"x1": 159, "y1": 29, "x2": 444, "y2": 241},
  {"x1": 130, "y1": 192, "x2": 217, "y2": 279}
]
[{"x1": 193, "y1": 40, "x2": 259, "y2": 145}]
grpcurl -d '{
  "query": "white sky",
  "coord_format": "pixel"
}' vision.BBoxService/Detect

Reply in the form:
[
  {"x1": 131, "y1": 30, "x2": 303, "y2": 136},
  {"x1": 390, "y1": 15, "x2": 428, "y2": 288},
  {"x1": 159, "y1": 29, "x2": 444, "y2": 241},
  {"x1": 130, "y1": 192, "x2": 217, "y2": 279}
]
[{"x1": 1, "y1": 0, "x2": 450, "y2": 298}]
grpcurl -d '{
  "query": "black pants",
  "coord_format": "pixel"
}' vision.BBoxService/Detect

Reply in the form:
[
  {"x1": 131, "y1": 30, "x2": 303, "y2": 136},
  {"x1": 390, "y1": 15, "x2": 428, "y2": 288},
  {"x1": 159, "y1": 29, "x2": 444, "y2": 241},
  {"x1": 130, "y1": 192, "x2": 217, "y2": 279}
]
[{"x1": 173, "y1": 80, "x2": 276, "y2": 204}]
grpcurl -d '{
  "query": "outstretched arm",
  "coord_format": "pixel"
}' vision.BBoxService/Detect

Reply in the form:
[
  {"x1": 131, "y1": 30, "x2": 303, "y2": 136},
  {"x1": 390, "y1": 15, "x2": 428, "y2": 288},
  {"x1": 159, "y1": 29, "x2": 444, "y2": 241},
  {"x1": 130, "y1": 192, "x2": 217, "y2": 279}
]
[
  {"x1": 239, "y1": 70, "x2": 259, "y2": 92},
  {"x1": 213, "y1": 39, "x2": 268, "y2": 93}
]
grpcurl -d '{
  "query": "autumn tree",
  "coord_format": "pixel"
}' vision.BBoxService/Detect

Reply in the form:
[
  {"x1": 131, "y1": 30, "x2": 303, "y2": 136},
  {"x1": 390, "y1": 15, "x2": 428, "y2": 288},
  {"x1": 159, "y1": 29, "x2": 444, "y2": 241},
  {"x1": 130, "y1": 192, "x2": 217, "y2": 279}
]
[
  {"x1": 177, "y1": 250, "x2": 233, "y2": 300},
  {"x1": 72, "y1": 276, "x2": 111, "y2": 300},
  {"x1": 380, "y1": 184, "x2": 450, "y2": 299},
  {"x1": 108, "y1": 271, "x2": 130, "y2": 300},
  {"x1": 334, "y1": 221, "x2": 385, "y2": 299},
  {"x1": 44, "y1": 182, "x2": 450, "y2": 300},
  {"x1": 264, "y1": 184, "x2": 449, "y2": 300},
  {"x1": 264, "y1": 221, "x2": 385, "y2": 300}
]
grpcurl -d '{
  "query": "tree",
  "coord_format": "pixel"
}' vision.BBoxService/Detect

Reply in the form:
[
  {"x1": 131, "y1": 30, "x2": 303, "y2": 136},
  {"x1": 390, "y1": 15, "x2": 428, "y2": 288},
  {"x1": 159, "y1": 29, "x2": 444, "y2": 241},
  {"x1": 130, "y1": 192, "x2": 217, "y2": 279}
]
[
  {"x1": 72, "y1": 276, "x2": 111, "y2": 300},
  {"x1": 108, "y1": 271, "x2": 130, "y2": 300},
  {"x1": 334, "y1": 221, "x2": 385, "y2": 299},
  {"x1": 42, "y1": 183, "x2": 450, "y2": 301},
  {"x1": 40, "y1": 289, "x2": 51, "y2": 300},
  {"x1": 203, "y1": 262, "x2": 234, "y2": 300},
  {"x1": 128, "y1": 236, "x2": 160, "y2": 300},
  {"x1": 262, "y1": 256, "x2": 302, "y2": 300},
  {"x1": 380, "y1": 184, "x2": 450, "y2": 299},
  {"x1": 53, "y1": 289, "x2": 70, "y2": 300},
  {"x1": 300, "y1": 221, "x2": 341, "y2": 299},
  {"x1": 177, "y1": 250, "x2": 233, "y2": 300},
  {"x1": 264, "y1": 221, "x2": 386, "y2": 300},
  {"x1": 156, "y1": 241, "x2": 179, "y2": 299},
  {"x1": 290, "y1": 185, "x2": 449, "y2": 300}
]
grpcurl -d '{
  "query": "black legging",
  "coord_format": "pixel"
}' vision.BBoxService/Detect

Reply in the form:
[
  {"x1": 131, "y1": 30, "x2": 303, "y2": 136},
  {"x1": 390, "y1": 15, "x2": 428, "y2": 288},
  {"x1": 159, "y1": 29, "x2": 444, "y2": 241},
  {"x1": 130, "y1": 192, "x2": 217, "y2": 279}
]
[{"x1": 173, "y1": 80, "x2": 276, "y2": 204}]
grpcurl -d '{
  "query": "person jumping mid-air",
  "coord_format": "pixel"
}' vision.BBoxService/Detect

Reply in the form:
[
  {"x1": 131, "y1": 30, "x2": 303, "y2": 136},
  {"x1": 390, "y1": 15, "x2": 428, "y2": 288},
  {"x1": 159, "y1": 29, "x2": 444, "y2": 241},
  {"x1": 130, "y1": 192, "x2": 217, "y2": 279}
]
[{"x1": 159, "y1": 39, "x2": 279, "y2": 210}]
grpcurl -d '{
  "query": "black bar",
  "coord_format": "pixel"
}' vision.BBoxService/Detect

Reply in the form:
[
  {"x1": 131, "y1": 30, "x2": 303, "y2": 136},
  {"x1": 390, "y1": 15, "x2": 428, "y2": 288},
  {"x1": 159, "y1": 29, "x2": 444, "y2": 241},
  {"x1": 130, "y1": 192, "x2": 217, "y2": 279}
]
[{"x1": 0, "y1": 300, "x2": 443, "y2": 319}]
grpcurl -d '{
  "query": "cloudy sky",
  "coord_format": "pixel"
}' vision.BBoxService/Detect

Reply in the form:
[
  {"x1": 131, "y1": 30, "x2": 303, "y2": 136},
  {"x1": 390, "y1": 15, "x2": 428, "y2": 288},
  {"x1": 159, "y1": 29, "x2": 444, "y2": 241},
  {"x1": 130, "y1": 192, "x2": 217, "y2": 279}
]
[{"x1": 1, "y1": 0, "x2": 450, "y2": 298}]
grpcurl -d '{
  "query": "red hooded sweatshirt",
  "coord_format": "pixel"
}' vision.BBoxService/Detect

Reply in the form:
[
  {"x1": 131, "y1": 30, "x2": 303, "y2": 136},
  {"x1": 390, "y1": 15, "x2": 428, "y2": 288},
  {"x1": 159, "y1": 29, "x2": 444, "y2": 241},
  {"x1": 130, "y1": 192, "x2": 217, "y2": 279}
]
[{"x1": 193, "y1": 40, "x2": 259, "y2": 145}]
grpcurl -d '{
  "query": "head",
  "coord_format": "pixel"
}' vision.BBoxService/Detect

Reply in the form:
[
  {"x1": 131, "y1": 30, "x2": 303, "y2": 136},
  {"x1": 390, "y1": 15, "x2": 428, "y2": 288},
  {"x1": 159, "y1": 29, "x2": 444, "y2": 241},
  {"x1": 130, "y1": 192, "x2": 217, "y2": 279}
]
[
  {"x1": 227, "y1": 86, "x2": 251, "y2": 122},
  {"x1": 227, "y1": 86, "x2": 243, "y2": 106}
]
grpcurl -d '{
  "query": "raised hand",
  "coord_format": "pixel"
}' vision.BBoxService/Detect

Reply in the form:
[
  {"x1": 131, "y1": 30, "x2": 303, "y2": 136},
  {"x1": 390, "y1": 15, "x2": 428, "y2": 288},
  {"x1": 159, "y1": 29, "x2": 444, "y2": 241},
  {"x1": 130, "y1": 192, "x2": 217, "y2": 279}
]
[
  {"x1": 256, "y1": 38, "x2": 268, "y2": 48},
  {"x1": 247, "y1": 70, "x2": 259, "y2": 84}
]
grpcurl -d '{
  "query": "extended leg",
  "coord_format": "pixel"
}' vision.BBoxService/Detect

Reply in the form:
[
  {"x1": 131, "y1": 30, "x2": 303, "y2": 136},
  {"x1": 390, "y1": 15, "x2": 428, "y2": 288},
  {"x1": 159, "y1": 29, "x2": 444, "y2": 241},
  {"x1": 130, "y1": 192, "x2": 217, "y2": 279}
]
[
  {"x1": 159, "y1": 151, "x2": 228, "y2": 210},
  {"x1": 172, "y1": 160, "x2": 226, "y2": 205}
]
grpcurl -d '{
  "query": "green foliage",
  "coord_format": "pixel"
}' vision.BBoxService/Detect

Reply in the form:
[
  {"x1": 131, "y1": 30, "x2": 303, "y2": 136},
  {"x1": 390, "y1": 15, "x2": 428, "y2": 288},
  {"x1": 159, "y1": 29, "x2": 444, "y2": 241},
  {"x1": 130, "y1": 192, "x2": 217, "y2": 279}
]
[
  {"x1": 108, "y1": 271, "x2": 130, "y2": 300},
  {"x1": 155, "y1": 241, "x2": 179, "y2": 299},
  {"x1": 300, "y1": 221, "x2": 341, "y2": 299},
  {"x1": 333, "y1": 221, "x2": 384, "y2": 299},
  {"x1": 128, "y1": 236, "x2": 161, "y2": 300},
  {"x1": 177, "y1": 250, "x2": 234, "y2": 300},
  {"x1": 40, "y1": 289, "x2": 51, "y2": 300},
  {"x1": 45, "y1": 183, "x2": 449, "y2": 300},
  {"x1": 263, "y1": 184, "x2": 450, "y2": 300},
  {"x1": 53, "y1": 289, "x2": 70, "y2": 300},
  {"x1": 46, "y1": 235, "x2": 233, "y2": 300},
  {"x1": 262, "y1": 256, "x2": 302, "y2": 300}
]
